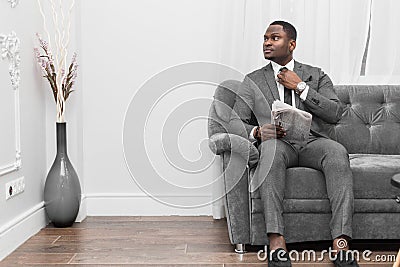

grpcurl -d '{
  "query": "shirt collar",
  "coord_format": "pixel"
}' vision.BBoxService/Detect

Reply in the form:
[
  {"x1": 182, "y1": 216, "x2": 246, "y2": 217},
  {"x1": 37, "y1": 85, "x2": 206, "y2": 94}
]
[{"x1": 271, "y1": 59, "x2": 295, "y2": 76}]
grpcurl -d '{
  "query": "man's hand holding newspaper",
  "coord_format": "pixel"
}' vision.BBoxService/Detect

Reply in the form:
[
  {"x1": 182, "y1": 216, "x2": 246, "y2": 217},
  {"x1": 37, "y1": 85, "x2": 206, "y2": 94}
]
[{"x1": 271, "y1": 100, "x2": 312, "y2": 146}]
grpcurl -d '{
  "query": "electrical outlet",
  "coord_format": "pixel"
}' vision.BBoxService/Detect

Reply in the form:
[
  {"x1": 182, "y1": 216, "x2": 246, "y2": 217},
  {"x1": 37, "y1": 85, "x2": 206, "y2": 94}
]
[{"x1": 5, "y1": 176, "x2": 25, "y2": 200}]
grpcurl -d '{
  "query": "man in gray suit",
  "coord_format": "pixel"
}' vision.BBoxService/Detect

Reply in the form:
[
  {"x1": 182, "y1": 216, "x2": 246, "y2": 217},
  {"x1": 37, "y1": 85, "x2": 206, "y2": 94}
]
[{"x1": 231, "y1": 21, "x2": 358, "y2": 267}]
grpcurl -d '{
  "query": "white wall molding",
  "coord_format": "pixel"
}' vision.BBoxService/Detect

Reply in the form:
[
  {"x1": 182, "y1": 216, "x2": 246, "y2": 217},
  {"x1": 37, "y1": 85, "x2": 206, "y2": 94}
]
[
  {"x1": 0, "y1": 0, "x2": 49, "y2": 262},
  {"x1": 86, "y1": 193, "x2": 213, "y2": 216},
  {"x1": 0, "y1": 202, "x2": 48, "y2": 261},
  {"x1": 0, "y1": 31, "x2": 22, "y2": 177},
  {"x1": 7, "y1": 0, "x2": 19, "y2": 8}
]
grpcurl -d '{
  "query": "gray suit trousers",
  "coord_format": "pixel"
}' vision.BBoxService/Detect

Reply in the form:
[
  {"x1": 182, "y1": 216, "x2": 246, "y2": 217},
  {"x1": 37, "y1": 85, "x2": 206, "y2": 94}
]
[{"x1": 255, "y1": 136, "x2": 354, "y2": 239}]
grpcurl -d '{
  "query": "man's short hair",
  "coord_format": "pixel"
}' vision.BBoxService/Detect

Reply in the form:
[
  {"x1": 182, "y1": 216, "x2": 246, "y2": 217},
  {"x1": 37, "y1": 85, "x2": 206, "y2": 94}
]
[{"x1": 270, "y1": 20, "x2": 297, "y2": 41}]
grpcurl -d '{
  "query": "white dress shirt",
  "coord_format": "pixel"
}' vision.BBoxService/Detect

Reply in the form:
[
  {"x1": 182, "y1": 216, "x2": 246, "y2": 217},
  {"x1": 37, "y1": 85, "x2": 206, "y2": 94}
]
[
  {"x1": 270, "y1": 59, "x2": 309, "y2": 104},
  {"x1": 249, "y1": 59, "x2": 309, "y2": 141}
]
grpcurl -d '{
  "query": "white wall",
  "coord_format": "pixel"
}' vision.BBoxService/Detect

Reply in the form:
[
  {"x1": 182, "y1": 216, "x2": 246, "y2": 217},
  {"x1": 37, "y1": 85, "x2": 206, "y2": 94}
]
[
  {"x1": 0, "y1": 0, "x2": 48, "y2": 259},
  {"x1": 80, "y1": 0, "x2": 226, "y2": 215}
]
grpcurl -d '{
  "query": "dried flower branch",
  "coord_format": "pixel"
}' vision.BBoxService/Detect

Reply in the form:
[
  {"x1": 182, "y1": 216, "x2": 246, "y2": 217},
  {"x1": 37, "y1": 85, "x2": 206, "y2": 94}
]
[
  {"x1": 35, "y1": 0, "x2": 77, "y2": 122},
  {"x1": 34, "y1": 33, "x2": 78, "y2": 122}
]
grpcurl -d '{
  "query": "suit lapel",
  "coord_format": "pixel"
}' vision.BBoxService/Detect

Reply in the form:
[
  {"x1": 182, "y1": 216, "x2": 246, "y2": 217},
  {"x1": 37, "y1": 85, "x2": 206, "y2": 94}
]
[{"x1": 263, "y1": 63, "x2": 280, "y2": 101}]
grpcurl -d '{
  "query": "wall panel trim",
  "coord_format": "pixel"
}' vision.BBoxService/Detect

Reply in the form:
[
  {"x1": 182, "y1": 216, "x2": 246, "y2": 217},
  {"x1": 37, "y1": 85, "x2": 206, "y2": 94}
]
[{"x1": 0, "y1": 31, "x2": 21, "y2": 177}]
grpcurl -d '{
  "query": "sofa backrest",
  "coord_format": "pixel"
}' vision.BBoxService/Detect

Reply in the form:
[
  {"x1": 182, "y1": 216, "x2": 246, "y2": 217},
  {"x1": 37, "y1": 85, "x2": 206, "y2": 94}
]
[
  {"x1": 210, "y1": 82, "x2": 400, "y2": 155},
  {"x1": 208, "y1": 80, "x2": 258, "y2": 138},
  {"x1": 331, "y1": 85, "x2": 400, "y2": 155},
  {"x1": 208, "y1": 80, "x2": 240, "y2": 138}
]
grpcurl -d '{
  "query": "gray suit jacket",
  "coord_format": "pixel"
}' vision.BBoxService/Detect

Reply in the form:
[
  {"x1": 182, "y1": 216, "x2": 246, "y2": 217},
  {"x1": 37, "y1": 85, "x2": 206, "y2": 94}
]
[{"x1": 230, "y1": 61, "x2": 343, "y2": 139}]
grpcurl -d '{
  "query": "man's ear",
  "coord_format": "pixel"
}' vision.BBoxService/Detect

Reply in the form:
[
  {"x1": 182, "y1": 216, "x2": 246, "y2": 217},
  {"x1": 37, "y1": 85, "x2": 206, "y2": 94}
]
[{"x1": 289, "y1": 40, "x2": 296, "y2": 52}]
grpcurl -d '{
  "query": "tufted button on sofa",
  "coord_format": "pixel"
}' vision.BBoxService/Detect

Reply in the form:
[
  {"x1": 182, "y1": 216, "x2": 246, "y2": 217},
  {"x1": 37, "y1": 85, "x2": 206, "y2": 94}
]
[{"x1": 208, "y1": 82, "x2": 400, "y2": 251}]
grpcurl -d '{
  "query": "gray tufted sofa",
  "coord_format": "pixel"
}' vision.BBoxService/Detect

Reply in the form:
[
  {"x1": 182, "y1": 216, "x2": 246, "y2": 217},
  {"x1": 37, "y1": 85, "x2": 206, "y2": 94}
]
[{"x1": 208, "y1": 80, "x2": 400, "y2": 252}]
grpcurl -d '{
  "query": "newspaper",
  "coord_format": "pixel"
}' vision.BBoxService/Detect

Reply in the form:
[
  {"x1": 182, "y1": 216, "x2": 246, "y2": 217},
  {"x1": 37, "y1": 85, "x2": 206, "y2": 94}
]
[{"x1": 271, "y1": 100, "x2": 312, "y2": 146}]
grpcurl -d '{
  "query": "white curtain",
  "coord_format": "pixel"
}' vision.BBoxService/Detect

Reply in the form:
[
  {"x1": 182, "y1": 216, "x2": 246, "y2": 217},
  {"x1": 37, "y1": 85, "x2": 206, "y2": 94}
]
[
  {"x1": 212, "y1": 0, "x2": 399, "y2": 219},
  {"x1": 363, "y1": 0, "x2": 400, "y2": 84},
  {"x1": 216, "y1": 0, "x2": 373, "y2": 83}
]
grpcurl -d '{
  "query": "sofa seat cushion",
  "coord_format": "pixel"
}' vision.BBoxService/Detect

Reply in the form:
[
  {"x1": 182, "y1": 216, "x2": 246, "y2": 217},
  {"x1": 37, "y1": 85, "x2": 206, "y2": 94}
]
[
  {"x1": 250, "y1": 154, "x2": 400, "y2": 200},
  {"x1": 250, "y1": 167, "x2": 327, "y2": 199},
  {"x1": 251, "y1": 198, "x2": 400, "y2": 214},
  {"x1": 350, "y1": 154, "x2": 400, "y2": 198}
]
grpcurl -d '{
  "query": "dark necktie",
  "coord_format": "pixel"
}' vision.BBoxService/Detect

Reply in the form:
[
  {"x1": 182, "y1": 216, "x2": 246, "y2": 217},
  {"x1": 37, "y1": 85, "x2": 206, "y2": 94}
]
[
  {"x1": 284, "y1": 87, "x2": 292, "y2": 106},
  {"x1": 279, "y1": 67, "x2": 292, "y2": 106}
]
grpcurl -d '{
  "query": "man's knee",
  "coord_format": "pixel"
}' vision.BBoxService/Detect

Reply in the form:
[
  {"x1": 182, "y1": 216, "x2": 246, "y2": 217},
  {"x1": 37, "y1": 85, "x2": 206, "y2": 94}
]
[
  {"x1": 258, "y1": 139, "x2": 276, "y2": 153},
  {"x1": 259, "y1": 139, "x2": 293, "y2": 163},
  {"x1": 325, "y1": 141, "x2": 349, "y2": 162},
  {"x1": 259, "y1": 139, "x2": 292, "y2": 154}
]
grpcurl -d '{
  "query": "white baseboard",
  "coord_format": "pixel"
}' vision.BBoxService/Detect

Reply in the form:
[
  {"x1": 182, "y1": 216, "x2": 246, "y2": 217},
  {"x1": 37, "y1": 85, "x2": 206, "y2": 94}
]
[
  {"x1": 75, "y1": 194, "x2": 88, "y2": 222},
  {"x1": 0, "y1": 202, "x2": 48, "y2": 261},
  {"x1": 86, "y1": 193, "x2": 213, "y2": 216}
]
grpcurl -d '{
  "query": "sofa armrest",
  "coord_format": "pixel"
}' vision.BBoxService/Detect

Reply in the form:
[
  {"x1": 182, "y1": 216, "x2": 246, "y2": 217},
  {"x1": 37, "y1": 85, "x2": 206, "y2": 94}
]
[
  {"x1": 209, "y1": 133, "x2": 258, "y2": 245},
  {"x1": 209, "y1": 133, "x2": 259, "y2": 168},
  {"x1": 221, "y1": 152, "x2": 251, "y2": 245}
]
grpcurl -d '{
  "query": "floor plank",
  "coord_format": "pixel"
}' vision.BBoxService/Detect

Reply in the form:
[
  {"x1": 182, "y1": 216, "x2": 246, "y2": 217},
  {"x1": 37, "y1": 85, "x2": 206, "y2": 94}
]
[{"x1": 0, "y1": 253, "x2": 75, "y2": 266}]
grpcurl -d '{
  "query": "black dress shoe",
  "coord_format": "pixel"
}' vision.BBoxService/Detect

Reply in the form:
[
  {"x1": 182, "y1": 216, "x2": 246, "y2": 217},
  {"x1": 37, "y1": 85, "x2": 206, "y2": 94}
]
[
  {"x1": 333, "y1": 250, "x2": 360, "y2": 267},
  {"x1": 268, "y1": 248, "x2": 292, "y2": 267}
]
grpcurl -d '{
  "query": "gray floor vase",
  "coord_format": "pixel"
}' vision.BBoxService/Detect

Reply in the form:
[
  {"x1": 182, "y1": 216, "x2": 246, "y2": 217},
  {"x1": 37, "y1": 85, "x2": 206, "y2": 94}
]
[{"x1": 44, "y1": 122, "x2": 81, "y2": 227}]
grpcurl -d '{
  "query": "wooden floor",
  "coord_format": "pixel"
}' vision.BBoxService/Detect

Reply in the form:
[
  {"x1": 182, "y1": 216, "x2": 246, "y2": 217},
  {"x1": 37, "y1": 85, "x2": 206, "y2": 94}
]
[{"x1": 1, "y1": 216, "x2": 398, "y2": 266}]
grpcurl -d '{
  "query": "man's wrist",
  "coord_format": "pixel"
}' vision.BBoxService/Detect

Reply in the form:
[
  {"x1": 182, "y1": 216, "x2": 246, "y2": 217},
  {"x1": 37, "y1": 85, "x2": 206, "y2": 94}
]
[
  {"x1": 299, "y1": 85, "x2": 309, "y2": 101},
  {"x1": 295, "y1": 81, "x2": 307, "y2": 95}
]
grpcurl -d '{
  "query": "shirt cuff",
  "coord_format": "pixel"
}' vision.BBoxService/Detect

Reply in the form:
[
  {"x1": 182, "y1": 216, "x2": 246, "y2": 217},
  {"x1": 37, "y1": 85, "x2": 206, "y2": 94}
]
[
  {"x1": 299, "y1": 85, "x2": 309, "y2": 101},
  {"x1": 249, "y1": 126, "x2": 258, "y2": 142}
]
